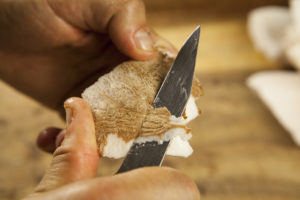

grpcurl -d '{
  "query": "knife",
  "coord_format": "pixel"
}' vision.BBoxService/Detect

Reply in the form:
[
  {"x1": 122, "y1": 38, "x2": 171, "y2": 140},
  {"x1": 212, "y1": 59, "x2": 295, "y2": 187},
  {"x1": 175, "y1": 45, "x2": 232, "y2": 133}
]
[{"x1": 117, "y1": 26, "x2": 201, "y2": 174}]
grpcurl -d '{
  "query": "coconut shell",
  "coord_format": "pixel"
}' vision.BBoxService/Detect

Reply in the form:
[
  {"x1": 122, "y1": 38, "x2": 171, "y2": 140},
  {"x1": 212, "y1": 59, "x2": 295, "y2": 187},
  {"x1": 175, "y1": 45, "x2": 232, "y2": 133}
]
[{"x1": 82, "y1": 54, "x2": 202, "y2": 156}]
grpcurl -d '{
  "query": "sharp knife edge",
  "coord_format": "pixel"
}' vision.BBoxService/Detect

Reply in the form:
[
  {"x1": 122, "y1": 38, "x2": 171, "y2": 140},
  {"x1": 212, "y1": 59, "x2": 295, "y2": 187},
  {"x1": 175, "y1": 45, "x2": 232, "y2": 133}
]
[{"x1": 117, "y1": 26, "x2": 201, "y2": 173}]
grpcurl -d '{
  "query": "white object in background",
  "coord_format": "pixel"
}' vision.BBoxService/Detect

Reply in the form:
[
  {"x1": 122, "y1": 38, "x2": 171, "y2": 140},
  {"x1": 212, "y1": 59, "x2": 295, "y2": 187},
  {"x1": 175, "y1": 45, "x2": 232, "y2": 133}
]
[
  {"x1": 290, "y1": 0, "x2": 300, "y2": 30},
  {"x1": 247, "y1": 71, "x2": 300, "y2": 146},
  {"x1": 285, "y1": 45, "x2": 300, "y2": 71},
  {"x1": 247, "y1": 6, "x2": 290, "y2": 60},
  {"x1": 284, "y1": 0, "x2": 300, "y2": 71},
  {"x1": 247, "y1": 0, "x2": 300, "y2": 71}
]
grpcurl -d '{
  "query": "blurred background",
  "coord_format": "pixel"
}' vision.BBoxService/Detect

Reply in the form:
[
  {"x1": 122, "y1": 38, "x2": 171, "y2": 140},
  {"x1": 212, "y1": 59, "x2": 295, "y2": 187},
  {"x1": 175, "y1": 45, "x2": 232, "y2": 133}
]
[{"x1": 2, "y1": 0, "x2": 300, "y2": 199}]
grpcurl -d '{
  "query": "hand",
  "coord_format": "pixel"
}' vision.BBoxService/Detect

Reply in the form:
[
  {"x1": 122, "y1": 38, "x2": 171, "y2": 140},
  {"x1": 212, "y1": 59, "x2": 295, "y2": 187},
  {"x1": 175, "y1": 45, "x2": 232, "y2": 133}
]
[
  {"x1": 0, "y1": 0, "x2": 176, "y2": 111},
  {"x1": 24, "y1": 97, "x2": 200, "y2": 200}
]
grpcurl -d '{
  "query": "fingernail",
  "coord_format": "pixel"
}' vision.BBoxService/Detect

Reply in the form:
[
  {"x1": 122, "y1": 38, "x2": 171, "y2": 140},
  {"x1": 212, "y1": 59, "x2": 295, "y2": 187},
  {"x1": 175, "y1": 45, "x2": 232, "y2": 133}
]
[
  {"x1": 64, "y1": 99, "x2": 74, "y2": 127},
  {"x1": 65, "y1": 108, "x2": 72, "y2": 127},
  {"x1": 134, "y1": 29, "x2": 154, "y2": 52},
  {"x1": 154, "y1": 39, "x2": 178, "y2": 58}
]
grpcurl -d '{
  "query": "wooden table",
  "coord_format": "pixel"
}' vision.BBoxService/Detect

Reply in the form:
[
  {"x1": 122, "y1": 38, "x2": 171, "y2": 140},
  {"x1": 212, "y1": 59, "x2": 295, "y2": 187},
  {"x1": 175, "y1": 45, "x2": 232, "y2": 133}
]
[
  {"x1": 97, "y1": 71, "x2": 300, "y2": 200},
  {"x1": 1, "y1": 70, "x2": 300, "y2": 200}
]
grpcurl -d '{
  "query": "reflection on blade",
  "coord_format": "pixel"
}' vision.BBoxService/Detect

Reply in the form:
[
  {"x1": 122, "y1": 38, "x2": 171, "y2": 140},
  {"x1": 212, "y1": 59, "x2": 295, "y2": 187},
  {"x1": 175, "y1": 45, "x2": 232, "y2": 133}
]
[{"x1": 154, "y1": 26, "x2": 200, "y2": 117}]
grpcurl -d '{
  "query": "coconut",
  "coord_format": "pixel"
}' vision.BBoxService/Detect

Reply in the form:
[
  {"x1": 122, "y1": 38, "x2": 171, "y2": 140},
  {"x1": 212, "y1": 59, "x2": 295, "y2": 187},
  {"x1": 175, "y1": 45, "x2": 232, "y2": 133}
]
[
  {"x1": 247, "y1": 0, "x2": 300, "y2": 70},
  {"x1": 247, "y1": 6, "x2": 290, "y2": 60},
  {"x1": 82, "y1": 54, "x2": 202, "y2": 159},
  {"x1": 283, "y1": 0, "x2": 300, "y2": 71}
]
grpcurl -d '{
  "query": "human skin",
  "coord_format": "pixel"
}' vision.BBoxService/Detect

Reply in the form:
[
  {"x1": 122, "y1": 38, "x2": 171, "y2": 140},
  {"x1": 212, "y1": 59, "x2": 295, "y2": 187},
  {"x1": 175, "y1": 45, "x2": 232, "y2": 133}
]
[
  {"x1": 23, "y1": 98, "x2": 201, "y2": 200},
  {"x1": 0, "y1": 0, "x2": 177, "y2": 111},
  {"x1": 0, "y1": 0, "x2": 177, "y2": 154}
]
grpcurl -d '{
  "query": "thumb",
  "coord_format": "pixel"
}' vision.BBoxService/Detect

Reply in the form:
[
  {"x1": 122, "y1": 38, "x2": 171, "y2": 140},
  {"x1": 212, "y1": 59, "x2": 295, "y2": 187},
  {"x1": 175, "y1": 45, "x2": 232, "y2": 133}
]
[
  {"x1": 106, "y1": 0, "x2": 155, "y2": 60},
  {"x1": 107, "y1": 1, "x2": 177, "y2": 60},
  {"x1": 47, "y1": 0, "x2": 177, "y2": 60},
  {"x1": 35, "y1": 97, "x2": 99, "y2": 192}
]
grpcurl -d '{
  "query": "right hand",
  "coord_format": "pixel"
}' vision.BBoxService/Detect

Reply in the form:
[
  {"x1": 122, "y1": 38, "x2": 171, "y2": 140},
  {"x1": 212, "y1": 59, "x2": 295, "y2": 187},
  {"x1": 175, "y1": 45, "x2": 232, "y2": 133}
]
[{"x1": 0, "y1": 0, "x2": 177, "y2": 111}]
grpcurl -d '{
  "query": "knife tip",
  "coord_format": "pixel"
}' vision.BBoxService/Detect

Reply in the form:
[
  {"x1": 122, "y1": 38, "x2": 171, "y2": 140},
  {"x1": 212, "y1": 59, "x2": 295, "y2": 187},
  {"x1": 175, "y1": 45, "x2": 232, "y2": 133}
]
[{"x1": 194, "y1": 25, "x2": 201, "y2": 38}]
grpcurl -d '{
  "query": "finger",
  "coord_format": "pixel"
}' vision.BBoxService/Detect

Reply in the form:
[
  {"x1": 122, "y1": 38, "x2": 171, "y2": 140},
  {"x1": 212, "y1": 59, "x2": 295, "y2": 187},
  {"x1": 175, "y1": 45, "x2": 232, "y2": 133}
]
[
  {"x1": 107, "y1": 0, "x2": 156, "y2": 60},
  {"x1": 47, "y1": 0, "x2": 177, "y2": 60},
  {"x1": 151, "y1": 29, "x2": 178, "y2": 58},
  {"x1": 92, "y1": 167, "x2": 201, "y2": 200},
  {"x1": 55, "y1": 129, "x2": 65, "y2": 148},
  {"x1": 103, "y1": 0, "x2": 178, "y2": 60},
  {"x1": 86, "y1": 0, "x2": 157, "y2": 60},
  {"x1": 35, "y1": 97, "x2": 99, "y2": 192},
  {"x1": 37, "y1": 127, "x2": 62, "y2": 153},
  {"x1": 32, "y1": 167, "x2": 200, "y2": 200},
  {"x1": 36, "y1": 127, "x2": 66, "y2": 153}
]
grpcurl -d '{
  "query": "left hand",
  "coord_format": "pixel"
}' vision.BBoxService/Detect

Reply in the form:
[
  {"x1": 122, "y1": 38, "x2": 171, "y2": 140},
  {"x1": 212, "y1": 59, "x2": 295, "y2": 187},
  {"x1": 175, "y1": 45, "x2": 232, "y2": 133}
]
[{"x1": 24, "y1": 97, "x2": 200, "y2": 200}]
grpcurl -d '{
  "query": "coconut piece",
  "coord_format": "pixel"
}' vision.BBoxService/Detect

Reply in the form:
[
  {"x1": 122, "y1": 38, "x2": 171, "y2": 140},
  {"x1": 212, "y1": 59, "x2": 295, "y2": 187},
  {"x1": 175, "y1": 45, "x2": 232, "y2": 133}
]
[
  {"x1": 247, "y1": 71, "x2": 300, "y2": 146},
  {"x1": 290, "y1": 0, "x2": 300, "y2": 30},
  {"x1": 82, "y1": 54, "x2": 202, "y2": 159},
  {"x1": 285, "y1": 45, "x2": 300, "y2": 71},
  {"x1": 247, "y1": 1, "x2": 300, "y2": 70},
  {"x1": 247, "y1": 6, "x2": 290, "y2": 60}
]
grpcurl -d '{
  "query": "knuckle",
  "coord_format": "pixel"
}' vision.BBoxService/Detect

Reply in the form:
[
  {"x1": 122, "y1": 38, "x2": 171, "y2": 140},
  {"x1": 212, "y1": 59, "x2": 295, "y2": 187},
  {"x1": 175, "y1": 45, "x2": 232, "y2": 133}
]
[
  {"x1": 53, "y1": 144, "x2": 96, "y2": 167},
  {"x1": 53, "y1": 146, "x2": 74, "y2": 162},
  {"x1": 53, "y1": 144, "x2": 81, "y2": 165}
]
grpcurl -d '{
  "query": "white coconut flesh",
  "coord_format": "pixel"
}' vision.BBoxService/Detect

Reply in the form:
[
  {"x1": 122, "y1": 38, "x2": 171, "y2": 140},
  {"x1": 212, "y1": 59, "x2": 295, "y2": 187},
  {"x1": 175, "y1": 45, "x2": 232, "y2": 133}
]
[
  {"x1": 247, "y1": 6, "x2": 290, "y2": 60},
  {"x1": 284, "y1": 0, "x2": 300, "y2": 71},
  {"x1": 247, "y1": 0, "x2": 300, "y2": 70},
  {"x1": 103, "y1": 96, "x2": 198, "y2": 159}
]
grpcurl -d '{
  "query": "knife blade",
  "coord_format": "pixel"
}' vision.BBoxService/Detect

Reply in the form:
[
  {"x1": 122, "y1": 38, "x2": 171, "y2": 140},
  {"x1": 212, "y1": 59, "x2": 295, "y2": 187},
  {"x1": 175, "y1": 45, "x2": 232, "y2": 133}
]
[{"x1": 117, "y1": 26, "x2": 201, "y2": 174}]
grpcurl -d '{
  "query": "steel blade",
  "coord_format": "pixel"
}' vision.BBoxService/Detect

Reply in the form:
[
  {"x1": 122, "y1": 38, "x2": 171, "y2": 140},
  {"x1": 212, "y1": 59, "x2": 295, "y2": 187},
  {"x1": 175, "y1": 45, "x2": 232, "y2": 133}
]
[
  {"x1": 116, "y1": 141, "x2": 169, "y2": 173},
  {"x1": 154, "y1": 26, "x2": 200, "y2": 117},
  {"x1": 117, "y1": 26, "x2": 200, "y2": 174}
]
